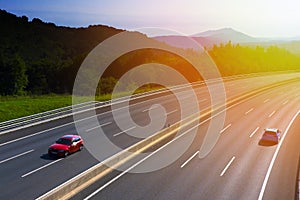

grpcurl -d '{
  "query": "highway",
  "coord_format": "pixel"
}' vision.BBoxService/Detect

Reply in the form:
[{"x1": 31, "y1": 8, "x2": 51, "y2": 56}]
[
  {"x1": 0, "y1": 73, "x2": 299, "y2": 199},
  {"x1": 73, "y1": 78, "x2": 300, "y2": 200}
]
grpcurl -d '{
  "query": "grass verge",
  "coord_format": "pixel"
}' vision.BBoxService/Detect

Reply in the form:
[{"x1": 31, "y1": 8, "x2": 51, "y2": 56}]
[{"x1": 0, "y1": 86, "x2": 163, "y2": 122}]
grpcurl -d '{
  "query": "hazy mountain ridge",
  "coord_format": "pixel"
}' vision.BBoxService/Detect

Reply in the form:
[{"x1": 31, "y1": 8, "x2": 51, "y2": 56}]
[{"x1": 153, "y1": 28, "x2": 300, "y2": 54}]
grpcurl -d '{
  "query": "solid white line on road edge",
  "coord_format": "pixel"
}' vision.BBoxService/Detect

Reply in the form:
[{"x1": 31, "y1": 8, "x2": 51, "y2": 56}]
[
  {"x1": 282, "y1": 100, "x2": 289, "y2": 105},
  {"x1": 268, "y1": 110, "x2": 276, "y2": 118},
  {"x1": 264, "y1": 99, "x2": 270, "y2": 103},
  {"x1": 245, "y1": 108, "x2": 254, "y2": 115},
  {"x1": 113, "y1": 126, "x2": 136, "y2": 137},
  {"x1": 86, "y1": 122, "x2": 112, "y2": 132},
  {"x1": 249, "y1": 127, "x2": 260, "y2": 138},
  {"x1": 0, "y1": 149, "x2": 34, "y2": 164},
  {"x1": 220, "y1": 124, "x2": 232, "y2": 134},
  {"x1": 258, "y1": 110, "x2": 300, "y2": 200},
  {"x1": 220, "y1": 156, "x2": 236, "y2": 177},
  {"x1": 21, "y1": 158, "x2": 63, "y2": 178},
  {"x1": 180, "y1": 151, "x2": 199, "y2": 168},
  {"x1": 165, "y1": 109, "x2": 178, "y2": 116}
]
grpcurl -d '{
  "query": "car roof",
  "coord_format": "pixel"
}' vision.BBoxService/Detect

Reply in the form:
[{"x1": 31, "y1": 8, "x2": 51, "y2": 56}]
[
  {"x1": 265, "y1": 128, "x2": 278, "y2": 132},
  {"x1": 61, "y1": 135, "x2": 80, "y2": 140}
]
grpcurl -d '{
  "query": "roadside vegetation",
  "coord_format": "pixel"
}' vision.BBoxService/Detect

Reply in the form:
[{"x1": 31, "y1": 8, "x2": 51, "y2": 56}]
[
  {"x1": 0, "y1": 95, "x2": 72, "y2": 122},
  {"x1": 0, "y1": 84, "x2": 163, "y2": 122}
]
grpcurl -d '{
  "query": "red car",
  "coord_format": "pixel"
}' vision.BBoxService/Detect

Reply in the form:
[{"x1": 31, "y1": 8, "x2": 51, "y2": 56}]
[{"x1": 48, "y1": 135, "x2": 84, "y2": 157}]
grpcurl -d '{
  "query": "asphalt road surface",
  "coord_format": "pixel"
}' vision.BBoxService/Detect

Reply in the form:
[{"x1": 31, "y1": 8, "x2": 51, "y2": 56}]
[
  {"x1": 0, "y1": 73, "x2": 299, "y2": 199},
  {"x1": 73, "y1": 79, "x2": 300, "y2": 200}
]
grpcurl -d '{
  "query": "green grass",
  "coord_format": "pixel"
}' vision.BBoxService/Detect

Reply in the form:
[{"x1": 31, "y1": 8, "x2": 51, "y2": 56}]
[
  {"x1": 0, "y1": 95, "x2": 73, "y2": 122},
  {"x1": 0, "y1": 86, "x2": 164, "y2": 122}
]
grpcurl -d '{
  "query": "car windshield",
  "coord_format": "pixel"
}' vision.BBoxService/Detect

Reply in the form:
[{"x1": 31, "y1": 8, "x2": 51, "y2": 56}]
[
  {"x1": 56, "y1": 138, "x2": 72, "y2": 145},
  {"x1": 264, "y1": 131, "x2": 277, "y2": 136}
]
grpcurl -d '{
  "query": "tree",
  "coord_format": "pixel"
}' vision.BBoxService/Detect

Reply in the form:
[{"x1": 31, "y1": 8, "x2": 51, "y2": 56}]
[{"x1": 0, "y1": 54, "x2": 28, "y2": 95}]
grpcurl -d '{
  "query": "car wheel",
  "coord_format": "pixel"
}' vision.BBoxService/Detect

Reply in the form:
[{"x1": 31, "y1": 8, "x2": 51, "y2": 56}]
[
  {"x1": 64, "y1": 151, "x2": 69, "y2": 157},
  {"x1": 79, "y1": 145, "x2": 83, "y2": 151}
]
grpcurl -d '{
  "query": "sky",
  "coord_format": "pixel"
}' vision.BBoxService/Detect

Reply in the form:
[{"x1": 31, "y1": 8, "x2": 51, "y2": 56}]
[{"x1": 1, "y1": 0, "x2": 300, "y2": 38}]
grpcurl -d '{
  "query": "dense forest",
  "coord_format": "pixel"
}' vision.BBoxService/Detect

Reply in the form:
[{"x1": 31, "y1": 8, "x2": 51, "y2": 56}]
[
  {"x1": 0, "y1": 10, "x2": 299, "y2": 96},
  {"x1": 208, "y1": 41, "x2": 300, "y2": 76},
  {"x1": 0, "y1": 9, "x2": 122, "y2": 95}
]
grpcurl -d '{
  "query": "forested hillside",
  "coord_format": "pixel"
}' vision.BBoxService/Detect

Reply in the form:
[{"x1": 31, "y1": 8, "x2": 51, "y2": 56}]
[
  {"x1": 0, "y1": 10, "x2": 299, "y2": 96},
  {"x1": 0, "y1": 10, "x2": 122, "y2": 95},
  {"x1": 208, "y1": 41, "x2": 300, "y2": 76}
]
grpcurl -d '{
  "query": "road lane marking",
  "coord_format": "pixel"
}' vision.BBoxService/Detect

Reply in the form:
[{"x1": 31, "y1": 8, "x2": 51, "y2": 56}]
[
  {"x1": 39, "y1": 85, "x2": 294, "y2": 199},
  {"x1": 264, "y1": 99, "x2": 270, "y2": 103},
  {"x1": 142, "y1": 105, "x2": 158, "y2": 112},
  {"x1": 258, "y1": 110, "x2": 300, "y2": 200},
  {"x1": 245, "y1": 108, "x2": 254, "y2": 115},
  {"x1": 165, "y1": 109, "x2": 178, "y2": 116},
  {"x1": 282, "y1": 100, "x2": 289, "y2": 105},
  {"x1": 83, "y1": 120, "x2": 207, "y2": 200},
  {"x1": 113, "y1": 126, "x2": 136, "y2": 137},
  {"x1": 198, "y1": 98, "x2": 207, "y2": 103},
  {"x1": 86, "y1": 122, "x2": 112, "y2": 132},
  {"x1": 268, "y1": 110, "x2": 276, "y2": 118},
  {"x1": 0, "y1": 149, "x2": 34, "y2": 164},
  {"x1": 249, "y1": 127, "x2": 260, "y2": 138},
  {"x1": 21, "y1": 158, "x2": 63, "y2": 178},
  {"x1": 220, "y1": 156, "x2": 235, "y2": 176},
  {"x1": 180, "y1": 151, "x2": 199, "y2": 168},
  {"x1": 220, "y1": 124, "x2": 232, "y2": 134},
  {"x1": 0, "y1": 122, "x2": 74, "y2": 147}
]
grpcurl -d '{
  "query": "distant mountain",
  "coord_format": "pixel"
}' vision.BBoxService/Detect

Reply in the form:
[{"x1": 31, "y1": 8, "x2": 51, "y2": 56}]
[
  {"x1": 153, "y1": 28, "x2": 259, "y2": 50},
  {"x1": 192, "y1": 28, "x2": 258, "y2": 43},
  {"x1": 153, "y1": 28, "x2": 300, "y2": 54},
  {"x1": 153, "y1": 35, "x2": 218, "y2": 50}
]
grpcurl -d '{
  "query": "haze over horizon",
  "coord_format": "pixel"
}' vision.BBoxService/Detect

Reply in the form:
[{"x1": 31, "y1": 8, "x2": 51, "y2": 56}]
[{"x1": 1, "y1": 0, "x2": 300, "y2": 38}]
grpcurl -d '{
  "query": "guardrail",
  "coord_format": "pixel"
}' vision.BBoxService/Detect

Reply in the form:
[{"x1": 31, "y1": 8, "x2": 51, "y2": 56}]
[
  {"x1": 1, "y1": 71, "x2": 298, "y2": 135},
  {"x1": 37, "y1": 77, "x2": 300, "y2": 200},
  {"x1": 0, "y1": 101, "x2": 101, "y2": 133}
]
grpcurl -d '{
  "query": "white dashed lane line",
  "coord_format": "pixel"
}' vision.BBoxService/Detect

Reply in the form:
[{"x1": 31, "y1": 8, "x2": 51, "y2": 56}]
[
  {"x1": 0, "y1": 149, "x2": 34, "y2": 164},
  {"x1": 282, "y1": 100, "x2": 289, "y2": 105},
  {"x1": 220, "y1": 156, "x2": 236, "y2": 176},
  {"x1": 245, "y1": 108, "x2": 254, "y2": 115},
  {"x1": 268, "y1": 110, "x2": 276, "y2": 118},
  {"x1": 21, "y1": 158, "x2": 63, "y2": 178},
  {"x1": 86, "y1": 122, "x2": 112, "y2": 132},
  {"x1": 113, "y1": 126, "x2": 136, "y2": 137},
  {"x1": 165, "y1": 109, "x2": 178, "y2": 116},
  {"x1": 180, "y1": 151, "x2": 199, "y2": 168},
  {"x1": 220, "y1": 124, "x2": 232, "y2": 134},
  {"x1": 249, "y1": 127, "x2": 260, "y2": 138}
]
